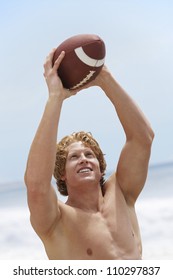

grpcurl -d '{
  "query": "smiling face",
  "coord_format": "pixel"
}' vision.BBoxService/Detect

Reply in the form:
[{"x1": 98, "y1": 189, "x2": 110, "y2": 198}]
[
  {"x1": 54, "y1": 131, "x2": 106, "y2": 196},
  {"x1": 62, "y1": 142, "x2": 103, "y2": 190}
]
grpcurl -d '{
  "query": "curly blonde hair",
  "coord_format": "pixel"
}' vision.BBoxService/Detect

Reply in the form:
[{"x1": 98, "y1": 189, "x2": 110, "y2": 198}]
[{"x1": 53, "y1": 131, "x2": 106, "y2": 196}]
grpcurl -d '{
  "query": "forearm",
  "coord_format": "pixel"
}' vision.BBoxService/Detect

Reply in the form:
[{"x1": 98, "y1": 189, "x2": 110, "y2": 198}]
[
  {"x1": 100, "y1": 70, "x2": 154, "y2": 143},
  {"x1": 25, "y1": 95, "x2": 63, "y2": 190}
]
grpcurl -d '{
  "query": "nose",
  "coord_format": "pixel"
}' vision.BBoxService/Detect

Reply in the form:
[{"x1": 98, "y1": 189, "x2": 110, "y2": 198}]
[{"x1": 79, "y1": 153, "x2": 88, "y2": 164}]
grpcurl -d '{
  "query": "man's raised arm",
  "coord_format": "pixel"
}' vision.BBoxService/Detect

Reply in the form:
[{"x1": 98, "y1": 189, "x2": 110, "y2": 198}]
[
  {"x1": 97, "y1": 66, "x2": 154, "y2": 204},
  {"x1": 24, "y1": 50, "x2": 77, "y2": 236}
]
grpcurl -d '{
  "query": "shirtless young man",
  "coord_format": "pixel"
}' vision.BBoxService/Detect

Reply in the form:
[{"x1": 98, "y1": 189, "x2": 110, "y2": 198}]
[{"x1": 24, "y1": 49, "x2": 154, "y2": 260}]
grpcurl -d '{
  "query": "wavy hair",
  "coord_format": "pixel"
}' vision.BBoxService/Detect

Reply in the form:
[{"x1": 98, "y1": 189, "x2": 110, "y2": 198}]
[{"x1": 53, "y1": 131, "x2": 106, "y2": 196}]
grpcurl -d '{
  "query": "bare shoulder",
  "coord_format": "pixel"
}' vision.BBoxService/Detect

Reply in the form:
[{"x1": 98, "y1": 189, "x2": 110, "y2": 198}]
[
  {"x1": 103, "y1": 173, "x2": 127, "y2": 205},
  {"x1": 103, "y1": 173, "x2": 117, "y2": 194},
  {"x1": 103, "y1": 172, "x2": 137, "y2": 208}
]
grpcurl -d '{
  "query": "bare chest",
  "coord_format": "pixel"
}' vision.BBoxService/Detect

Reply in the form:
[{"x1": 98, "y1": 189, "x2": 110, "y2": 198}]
[{"x1": 44, "y1": 197, "x2": 141, "y2": 260}]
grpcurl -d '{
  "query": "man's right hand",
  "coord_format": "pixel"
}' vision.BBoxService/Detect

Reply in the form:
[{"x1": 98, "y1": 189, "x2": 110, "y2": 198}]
[{"x1": 43, "y1": 49, "x2": 79, "y2": 100}]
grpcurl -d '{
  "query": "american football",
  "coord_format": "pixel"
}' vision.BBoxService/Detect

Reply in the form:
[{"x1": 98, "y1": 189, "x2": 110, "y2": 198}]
[{"x1": 52, "y1": 34, "x2": 106, "y2": 90}]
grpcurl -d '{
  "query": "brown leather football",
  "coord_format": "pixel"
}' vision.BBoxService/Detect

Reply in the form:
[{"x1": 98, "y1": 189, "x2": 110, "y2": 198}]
[{"x1": 52, "y1": 34, "x2": 106, "y2": 90}]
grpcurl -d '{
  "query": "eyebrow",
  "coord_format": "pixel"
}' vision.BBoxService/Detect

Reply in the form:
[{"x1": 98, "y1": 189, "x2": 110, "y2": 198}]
[{"x1": 68, "y1": 147, "x2": 93, "y2": 155}]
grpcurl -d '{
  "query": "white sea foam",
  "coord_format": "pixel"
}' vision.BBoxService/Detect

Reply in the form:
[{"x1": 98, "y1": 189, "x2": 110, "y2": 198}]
[
  {"x1": 0, "y1": 207, "x2": 47, "y2": 260},
  {"x1": 137, "y1": 197, "x2": 173, "y2": 259}
]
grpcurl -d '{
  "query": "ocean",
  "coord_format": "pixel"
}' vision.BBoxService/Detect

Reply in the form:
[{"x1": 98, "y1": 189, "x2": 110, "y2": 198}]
[{"x1": 0, "y1": 163, "x2": 173, "y2": 260}]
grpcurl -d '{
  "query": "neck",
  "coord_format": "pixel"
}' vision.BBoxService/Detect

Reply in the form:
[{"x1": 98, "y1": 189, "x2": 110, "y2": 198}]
[{"x1": 66, "y1": 182, "x2": 104, "y2": 213}]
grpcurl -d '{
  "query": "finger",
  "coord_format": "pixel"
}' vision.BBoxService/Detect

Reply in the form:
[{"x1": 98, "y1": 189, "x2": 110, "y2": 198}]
[
  {"x1": 43, "y1": 48, "x2": 56, "y2": 70},
  {"x1": 70, "y1": 87, "x2": 81, "y2": 95},
  {"x1": 64, "y1": 88, "x2": 78, "y2": 99},
  {"x1": 53, "y1": 51, "x2": 65, "y2": 71}
]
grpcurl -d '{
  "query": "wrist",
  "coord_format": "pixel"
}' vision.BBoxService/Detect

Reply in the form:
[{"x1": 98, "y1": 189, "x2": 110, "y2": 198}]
[
  {"x1": 99, "y1": 69, "x2": 115, "y2": 91},
  {"x1": 48, "y1": 91, "x2": 65, "y2": 101},
  {"x1": 48, "y1": 93, "x2": 64, "y2": 105}
]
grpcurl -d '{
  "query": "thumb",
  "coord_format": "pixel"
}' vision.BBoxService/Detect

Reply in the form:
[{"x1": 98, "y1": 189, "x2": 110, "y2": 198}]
[{"x1": 63, "y1": 88, "x2": 78, "y2": 99}]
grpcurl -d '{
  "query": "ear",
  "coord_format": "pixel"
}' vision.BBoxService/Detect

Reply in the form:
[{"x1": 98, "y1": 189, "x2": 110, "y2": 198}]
[
  {"x1": 60, "y1": 174, "x2": 66, "y2": 181},
  {"x1": 100, "y1": 171, "x2": 105, "y2": 183},
  {"x1": 60, "y1": 162, "x2": 67, "y2": 181}
]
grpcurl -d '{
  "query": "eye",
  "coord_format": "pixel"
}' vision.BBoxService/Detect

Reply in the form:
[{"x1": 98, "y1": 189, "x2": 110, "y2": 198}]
[
  {"x1": 70, "y1": 154, "x2": 78, "y2": 159},
  {"x1": 85, "y1": 151, "x2": 94, "y2": 158}
]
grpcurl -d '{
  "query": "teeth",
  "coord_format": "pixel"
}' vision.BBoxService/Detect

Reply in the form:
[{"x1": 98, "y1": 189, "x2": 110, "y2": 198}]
[{"x1": 78, "y1": 168, "x2": 91, "y2": 173}]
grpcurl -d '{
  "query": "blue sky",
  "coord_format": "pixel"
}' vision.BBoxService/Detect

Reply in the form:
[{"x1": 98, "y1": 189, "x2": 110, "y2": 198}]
[{"x1": 0, "y1": 0, "x2": 173, "y2": 183}]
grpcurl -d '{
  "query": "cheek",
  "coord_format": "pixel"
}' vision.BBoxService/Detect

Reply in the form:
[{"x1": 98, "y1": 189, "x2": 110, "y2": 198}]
[
  {"x1": 60, "y1": 162, "x2": 69, "y2": 181},
  {"x1": 63, "y1": 162, "x2": 77, "y2": 181},
  {"x1": 94, "y1": 159, "x2": 102, "y2": 172},
  {"x1": 92, "y1": 160, "x2": 103, "y2": 177}
]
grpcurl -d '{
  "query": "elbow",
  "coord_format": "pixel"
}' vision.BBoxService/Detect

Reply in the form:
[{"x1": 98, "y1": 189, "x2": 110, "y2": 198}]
[
  {"x1": 134, "y1": 124, "x2": 155, "y2": 148},
  {"x1": 24, "y1": 167, "x2": 33, "y2": 188},
  {"x1": 24, "y1": 169, "x2": 29, "y2": 188},
  {"x1": 140, "y1": 126, "x2": 155, "y2": 152},
  {"x1": 24, "y1": 170, "x2": 37, "y2": 193},
  {"x1": 24, "y1": 169, "x2": 46, "y2": 194},
  {"x1": 146, "y1": 125, "x2": 155, "y2": 146}
]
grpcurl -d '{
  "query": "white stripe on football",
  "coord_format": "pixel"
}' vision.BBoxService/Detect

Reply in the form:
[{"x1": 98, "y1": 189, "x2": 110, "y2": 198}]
[{"x1": 74, "y1": 47, "x2": 105, "y2": 67}]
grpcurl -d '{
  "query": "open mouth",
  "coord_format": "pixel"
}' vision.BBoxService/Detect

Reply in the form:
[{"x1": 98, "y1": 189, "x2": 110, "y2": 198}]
[{"x1": 77, "y1": 167, "x2": 93, "y2": 173}]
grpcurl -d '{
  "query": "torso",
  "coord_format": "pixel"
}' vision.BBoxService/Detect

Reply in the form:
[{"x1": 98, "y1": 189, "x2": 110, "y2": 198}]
[{"x1": 41, "y1": 175, "x2": 142, "y2": 260}]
